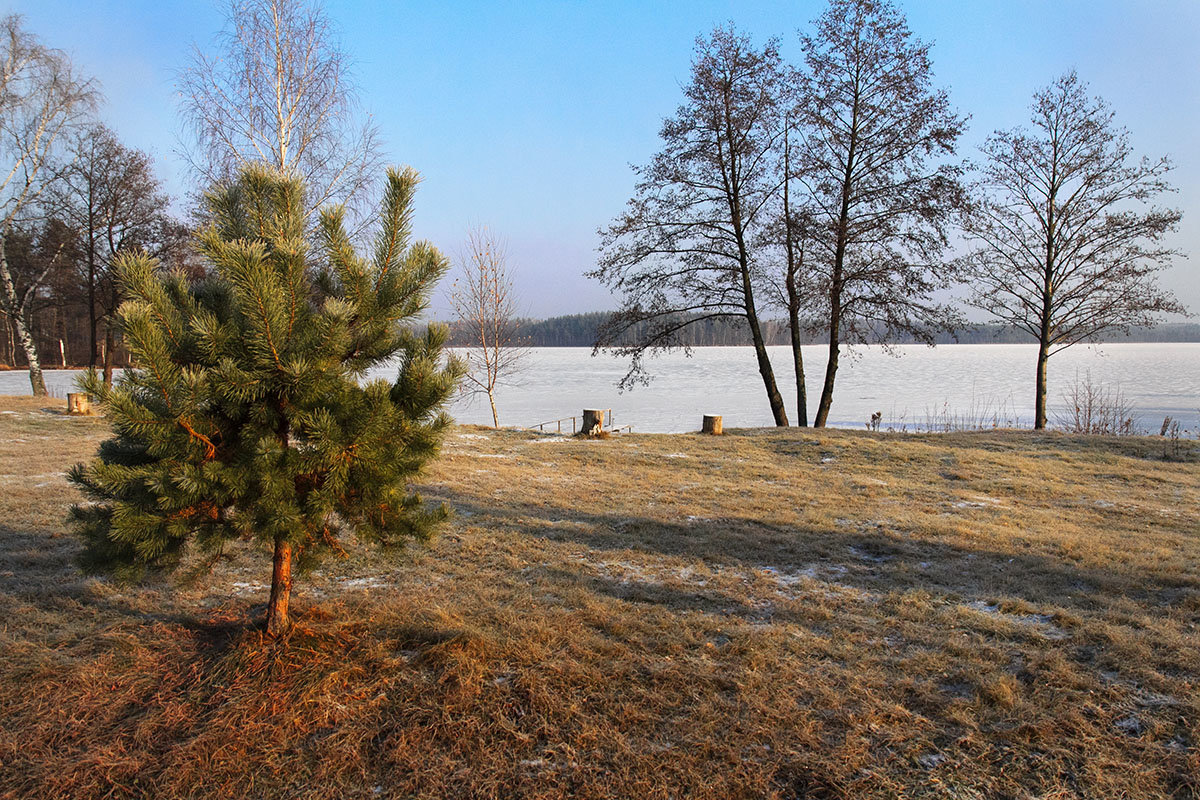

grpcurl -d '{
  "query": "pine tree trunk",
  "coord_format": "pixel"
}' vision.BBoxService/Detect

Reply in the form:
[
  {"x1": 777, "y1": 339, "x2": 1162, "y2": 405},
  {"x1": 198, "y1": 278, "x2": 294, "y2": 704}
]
[
  {"x1": 1034, "y1": 338, "x2": 1050, "y2": 430},
  {"x1": 266, "y1": 534, "x2": 294, "y2": 636},
  {"x1": 103, "y1": 324, "x2": 115, "y2": 387}
]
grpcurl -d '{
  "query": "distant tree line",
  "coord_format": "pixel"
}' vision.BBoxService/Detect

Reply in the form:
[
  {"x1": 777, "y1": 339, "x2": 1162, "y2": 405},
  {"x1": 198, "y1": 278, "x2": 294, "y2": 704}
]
[
  {"x1": 0, "y1": 131, "x2": 193, "y2": 379},
  {"x1": 445, "y1": 312, "x2": 1199, "y2": 349},
  {"x1": 0, "y1": 18, "x2": 195, "y2": 389}
]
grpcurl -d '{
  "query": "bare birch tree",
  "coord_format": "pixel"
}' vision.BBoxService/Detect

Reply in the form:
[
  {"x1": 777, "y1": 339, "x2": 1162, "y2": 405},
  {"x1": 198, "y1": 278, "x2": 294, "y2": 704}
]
[
  {"x1": 0, "y1": 15, "x2": 97, "y2": 395},
  {"x1": 960, "y1": 72, "x2": 1185, "y2": 429},
  {"x1": 450, "y1": 226, "x2": 524, "y2": 428},
  {"x1": 177, "y1": 0, "x2": 381, "y2": 225}
]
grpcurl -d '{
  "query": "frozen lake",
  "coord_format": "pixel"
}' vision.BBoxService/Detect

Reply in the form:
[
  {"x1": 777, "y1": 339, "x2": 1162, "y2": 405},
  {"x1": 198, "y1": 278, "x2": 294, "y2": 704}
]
[
  {"x1": 3, "y1": 343, "x2": 1198, "y2": 434},
  {"x1": 425, "y1": 343, "x2": 1200, "y2": 433}
]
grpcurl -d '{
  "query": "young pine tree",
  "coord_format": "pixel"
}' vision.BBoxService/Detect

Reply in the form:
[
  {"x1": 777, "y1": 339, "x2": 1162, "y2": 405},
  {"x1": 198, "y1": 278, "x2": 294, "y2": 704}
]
[{"x1": 68, "y1": 165, "x2": 463, "y2": 636}]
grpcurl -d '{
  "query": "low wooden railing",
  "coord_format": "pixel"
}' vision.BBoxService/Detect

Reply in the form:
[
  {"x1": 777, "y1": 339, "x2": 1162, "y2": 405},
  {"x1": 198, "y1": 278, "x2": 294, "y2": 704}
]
[
  {"x1": 532, "y1": 415, "x2": 578, "y2": 434},
  {"x1": 531, "y1": 409, "x2": 618, "y2": 434}
]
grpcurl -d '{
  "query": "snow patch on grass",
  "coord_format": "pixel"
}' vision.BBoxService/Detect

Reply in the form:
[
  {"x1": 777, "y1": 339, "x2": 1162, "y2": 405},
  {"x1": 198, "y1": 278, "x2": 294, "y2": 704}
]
[
  {"x1": 952, "y1": 495, "x2": 1004, "y2": 509},
  {"x1": 964, "y1": 600, "x2": 1068, "y2": 639}
]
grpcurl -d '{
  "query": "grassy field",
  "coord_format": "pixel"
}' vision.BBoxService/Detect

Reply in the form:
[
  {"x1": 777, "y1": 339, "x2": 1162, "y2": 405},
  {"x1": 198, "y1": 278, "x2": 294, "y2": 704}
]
[{"x1": 0, "y1": 394, "x2": 1197, "y2": 799}]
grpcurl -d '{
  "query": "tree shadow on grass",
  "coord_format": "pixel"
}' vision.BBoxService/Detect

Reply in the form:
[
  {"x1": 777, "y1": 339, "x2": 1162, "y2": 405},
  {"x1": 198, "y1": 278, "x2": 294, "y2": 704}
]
[
  {"x1": 435, "y1": 489, "x2": 1199, "y2": 621},
  {"x1": 0, "y1": 525, "x2": 89, "y2": 602},
  {"x1": 0, "y1": 523, "x2": 265, "y2": 644},
  {"x1": 3, "y1": 448, "x2": 1195, "y2": 658},
  {"x1": 0, "y1": 521, "x2": 474, "y2": 659}
]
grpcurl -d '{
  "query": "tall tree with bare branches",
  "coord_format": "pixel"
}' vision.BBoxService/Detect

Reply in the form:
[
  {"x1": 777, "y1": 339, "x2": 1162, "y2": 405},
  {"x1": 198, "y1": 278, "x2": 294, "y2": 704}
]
[
  {"x1": 591, "y1": 25, "x2": 790, "y2": 426},
  {"x1": 0, "y1": 15, "x2": 97, "y2": 395},
  {"x1": 177, "y1": 0, "x2": 381, "y2": 226},
  {"x1": 794, "y1": 0, "x2": 966, "y2": 427},
  {"x1": 450, "y1": 226, "x2": 525, "y2": 428},
  {"x1": 50, "y1": 125, "x2": 182, "y2": 384},
  {"x1": 960, "y1": 72, "x2": 1185, "y2": 429}
]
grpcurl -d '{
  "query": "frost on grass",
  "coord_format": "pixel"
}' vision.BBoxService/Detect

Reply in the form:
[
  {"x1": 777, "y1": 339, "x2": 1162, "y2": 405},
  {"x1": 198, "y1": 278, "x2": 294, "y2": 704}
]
[
  {"x1": 339, "y1": 576, "x2": 389, "y2": 590},
  {"x1": 951, "y1": 495, "x2": 1005, "y2": 509},
  {"x1": 566, "y1": 552, "x2": 869, "y2": 605},
  {"x1": 964, "y1": 600, "x2": 1068, "y2": 639}
]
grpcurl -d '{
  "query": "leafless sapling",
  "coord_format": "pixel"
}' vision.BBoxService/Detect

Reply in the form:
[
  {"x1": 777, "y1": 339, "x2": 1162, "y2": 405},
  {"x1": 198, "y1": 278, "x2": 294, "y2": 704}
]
[{"x1": 450, "y1": 226, "x2": 525, "y2": 428}]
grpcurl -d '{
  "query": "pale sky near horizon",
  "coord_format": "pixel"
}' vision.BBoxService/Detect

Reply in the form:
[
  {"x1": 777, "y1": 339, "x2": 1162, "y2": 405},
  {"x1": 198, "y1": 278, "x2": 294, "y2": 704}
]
[{"x1": 4, "y1": 0, "x2": 1198, "y2": 319}]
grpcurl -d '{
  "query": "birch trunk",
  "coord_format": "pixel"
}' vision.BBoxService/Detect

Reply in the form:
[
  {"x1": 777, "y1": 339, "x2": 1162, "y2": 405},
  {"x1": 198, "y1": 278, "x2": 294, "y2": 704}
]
[{"x1": 0, "y1": 233, "x2": 48, "y2": 396}]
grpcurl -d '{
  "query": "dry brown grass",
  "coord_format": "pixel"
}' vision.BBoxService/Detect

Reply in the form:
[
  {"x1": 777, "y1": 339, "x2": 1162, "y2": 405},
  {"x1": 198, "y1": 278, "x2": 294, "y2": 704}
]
[{"x1": 0, "y1": 395, "x2": 1197, "y2": 799}]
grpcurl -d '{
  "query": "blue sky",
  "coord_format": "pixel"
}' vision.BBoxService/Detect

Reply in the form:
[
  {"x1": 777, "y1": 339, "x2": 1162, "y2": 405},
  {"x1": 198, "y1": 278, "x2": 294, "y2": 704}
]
[{"x1": 4, "y1": 0, "x2": 1198, "y2": 317}]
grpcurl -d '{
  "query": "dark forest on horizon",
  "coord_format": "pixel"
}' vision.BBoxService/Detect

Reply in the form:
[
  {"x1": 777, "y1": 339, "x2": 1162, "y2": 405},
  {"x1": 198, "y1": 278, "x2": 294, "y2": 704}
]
[
  {"x1": 446, "y1": 312, "x2": 1200, "y2": 349},
  {"x1": 8, "y1": 306, "x2": 1197, "y2": 371}
]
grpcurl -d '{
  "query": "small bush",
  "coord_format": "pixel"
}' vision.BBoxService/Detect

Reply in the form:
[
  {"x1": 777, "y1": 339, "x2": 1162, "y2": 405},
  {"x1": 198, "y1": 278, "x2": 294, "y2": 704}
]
[{"x1": 1054, "y1": 371, "x2": 1137, "y2": 435}]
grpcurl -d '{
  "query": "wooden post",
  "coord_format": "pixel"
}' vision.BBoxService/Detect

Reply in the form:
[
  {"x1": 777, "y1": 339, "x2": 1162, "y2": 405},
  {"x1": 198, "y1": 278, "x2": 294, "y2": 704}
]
[
  {"x1": 581, "y1": 408, "x2": 605, "y2": 436},
  {"x1": 702, "y1": 414, "x2": 723, "y2": 435},
  {"x1": 67, "y1": 393, "x2": 92, "y2": 415}
]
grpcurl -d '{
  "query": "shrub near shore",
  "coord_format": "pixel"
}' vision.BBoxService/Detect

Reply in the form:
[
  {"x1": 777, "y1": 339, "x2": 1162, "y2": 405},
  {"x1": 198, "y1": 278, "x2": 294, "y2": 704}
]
[{"x1": 0, "y1": 395, "x2": 1198, "y2": 799}]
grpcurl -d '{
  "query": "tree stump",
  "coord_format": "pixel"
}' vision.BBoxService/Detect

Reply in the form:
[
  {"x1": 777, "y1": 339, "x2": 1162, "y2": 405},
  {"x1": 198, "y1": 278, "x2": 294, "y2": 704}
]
[
  {"x1": 581, "y1": 408, "x2": 605, "y2": 437},
  {"x1": 67, "y1": 393, "x2": 93, "y2": 415},
  {"x1": 702, "y1": 414, "x2": 723, "y2": 435}
]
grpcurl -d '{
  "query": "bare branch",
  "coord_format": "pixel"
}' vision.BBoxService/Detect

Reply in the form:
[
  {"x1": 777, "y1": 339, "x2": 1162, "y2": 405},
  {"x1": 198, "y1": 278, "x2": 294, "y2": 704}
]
[
  {"x1": 176, "y1": 0, "x2": 383, "y2": 232},
  {"x1": 591, "y1": 24, "x2": 791, "y2": 425},
  {"x1": 791, "y1": 0, "x2": 966, "y2": 426}
]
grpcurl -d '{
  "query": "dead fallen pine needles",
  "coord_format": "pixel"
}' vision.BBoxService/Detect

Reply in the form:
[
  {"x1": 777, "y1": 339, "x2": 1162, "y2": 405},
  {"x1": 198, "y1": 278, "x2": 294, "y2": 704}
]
[{"x1": 0, "y1": 396, "x2": 1198, "y2": 799}]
